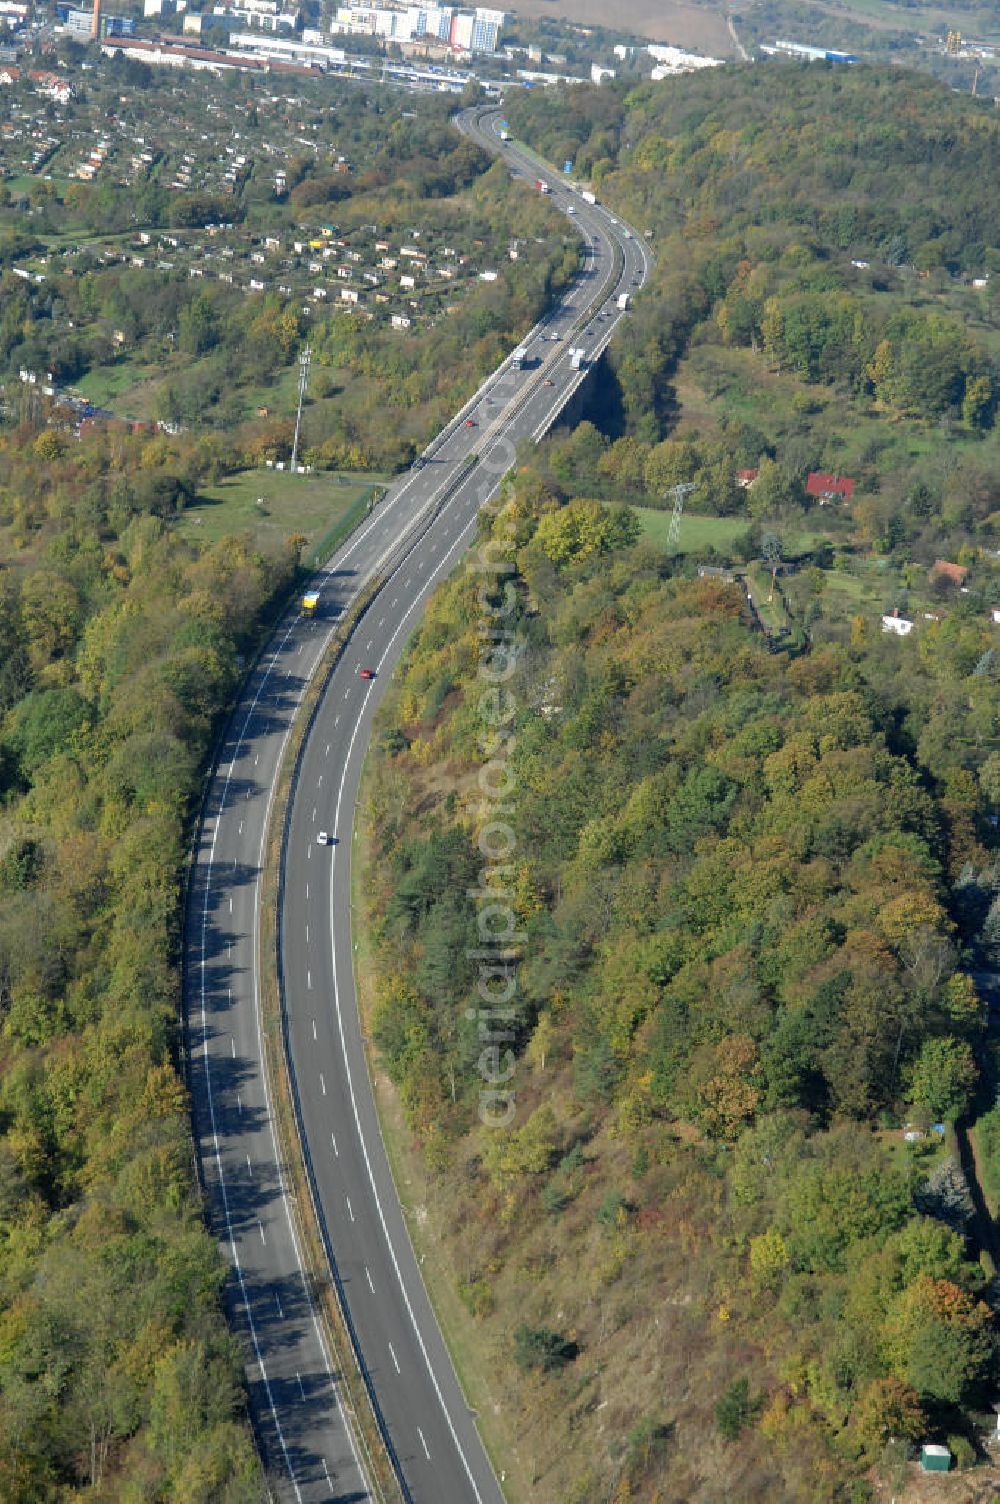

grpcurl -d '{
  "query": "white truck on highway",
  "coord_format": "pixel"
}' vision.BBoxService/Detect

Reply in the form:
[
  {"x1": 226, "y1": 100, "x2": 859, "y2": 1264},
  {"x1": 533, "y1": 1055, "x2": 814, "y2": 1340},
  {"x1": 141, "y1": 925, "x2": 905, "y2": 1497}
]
[
  {"x1": 511, "y1": 345, "x2": 528, "y2": 370},
  {"x1": 580, "y1": 189, "x2": 597, "y2": 205},
  {"x1": 570, "y1": 348, "x2": 586, "y2": 371},
  {"x1": 617, "y1": 292, "x2": 630, "y2": 311}
]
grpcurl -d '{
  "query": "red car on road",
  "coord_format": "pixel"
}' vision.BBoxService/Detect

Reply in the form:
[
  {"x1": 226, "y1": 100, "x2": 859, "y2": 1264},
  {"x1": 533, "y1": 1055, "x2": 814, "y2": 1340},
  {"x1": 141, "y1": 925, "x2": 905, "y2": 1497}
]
[{"x1": 359, "y1": 667, "x2": 375, "y2": 680}]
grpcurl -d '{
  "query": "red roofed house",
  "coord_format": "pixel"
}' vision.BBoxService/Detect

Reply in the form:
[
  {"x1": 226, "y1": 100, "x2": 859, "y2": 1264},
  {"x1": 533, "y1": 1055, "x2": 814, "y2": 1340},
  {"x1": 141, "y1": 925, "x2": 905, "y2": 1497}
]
[
  {"x1": 28, "y1": 69, "x2": 72, "y2": 103},
  {"x1": 736, "y1": 468, "x2": 759, "y2": 488},
  {"x1": 806, "y1": 472, "x2": 854, "y2": 503},
  {"x1": 929, "y1": 559, "x2": 969, "y2": 588}
]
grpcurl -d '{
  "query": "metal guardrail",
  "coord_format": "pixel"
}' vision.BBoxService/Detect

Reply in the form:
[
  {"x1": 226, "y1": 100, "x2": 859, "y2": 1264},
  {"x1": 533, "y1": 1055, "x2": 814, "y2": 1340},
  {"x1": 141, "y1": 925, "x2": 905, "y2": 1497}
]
[
  {"x1": 303, "y1": 483, "x2": 386, "y2": 572},
  {"x1": 183, "y1": 104, "x2": 652, "y2": 1504},
  {"x1": 260, "y1": 575, "x2": 406, "y2": 1504},
  {"x1": 259, "y1": 446, "x2": 487, "y2": 1503}
]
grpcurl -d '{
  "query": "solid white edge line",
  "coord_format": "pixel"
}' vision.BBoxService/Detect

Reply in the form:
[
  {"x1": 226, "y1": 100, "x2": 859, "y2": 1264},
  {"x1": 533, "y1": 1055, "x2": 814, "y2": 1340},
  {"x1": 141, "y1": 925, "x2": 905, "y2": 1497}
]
[
  {"x1": 259, "y1": 114, "x2": 645, "y2": 1501},
  {"x1": 198, "y1": 620, "x2": 307, "y2": 1502},
  {"x1": 199, "y1": 606, "x2": 369, "y2": 1498},
  {"x1": 324, "y1": 515, "x2": 492, "y2": 1502},
  {"x1": 305, "y1": 144, "x2": 645, "y2": 1497},
  {"x1": 254, "y1": 630, "x2": 371, "y2": 1486}
]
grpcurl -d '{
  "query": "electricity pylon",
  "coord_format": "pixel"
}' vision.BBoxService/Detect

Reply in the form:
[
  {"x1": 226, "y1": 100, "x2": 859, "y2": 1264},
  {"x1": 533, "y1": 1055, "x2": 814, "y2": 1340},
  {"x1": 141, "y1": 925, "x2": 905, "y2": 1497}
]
[
  {"x1": 290, "y1": 345, "x2": 311, "y2": 472},
  {"x1": 666, "y1": 482, "x2": 697, "y2": 551}
]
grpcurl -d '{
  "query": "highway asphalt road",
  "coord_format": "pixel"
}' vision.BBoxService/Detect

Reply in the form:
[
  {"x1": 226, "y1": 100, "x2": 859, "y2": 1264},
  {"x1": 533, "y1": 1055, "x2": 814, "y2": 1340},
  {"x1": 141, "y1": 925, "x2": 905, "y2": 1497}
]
[{"x1": 184, "y1": 107, "x2": 650, "y2": 1504}]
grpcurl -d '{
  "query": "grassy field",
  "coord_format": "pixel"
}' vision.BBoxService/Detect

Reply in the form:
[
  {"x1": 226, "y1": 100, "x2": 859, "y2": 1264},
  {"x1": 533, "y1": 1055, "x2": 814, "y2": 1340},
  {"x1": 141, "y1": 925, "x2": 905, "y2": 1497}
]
[
  {"x1": 1, "y1": 174, "x2": 53, "y2": 196},
  {"x1": 234, "y1": 365, "x2": 302, "y2": 421},
  {"x1": 69, "y1": 352, "x2": 305, "y2": 425},
  {"x1": 798, "y1": 0, "x2": 999, "y2": 40},
  {"x1": 178, "y1": 467, "x2": 387, "y2": 555},
  {"x1": 72, "y1": 363, "x2": 166, "y2": 411},
  {"x1": 508, "y1": 0, "x2": 735, "y2": 53},
  {"x1": 677, "y1": 344, "x2": 996, "y2": 482},
  {"x1": 818, "y1": 557, "x2": 923, "y2": 618},
  {"x1": 635, "y1": 506, "x2": 827, "y2": 559},
  {"x1": 636, "y1": 507, "x2": 749, "y2": 555},
  {"x1": 516, "y1": 0, "x2": 998, "y2": 62},
  {"x1": 746, "y1": 561, "x2": 793, "y2": 634},
  {"x1": 820, "y1": 566, "x2": 880, "y2": 610}
]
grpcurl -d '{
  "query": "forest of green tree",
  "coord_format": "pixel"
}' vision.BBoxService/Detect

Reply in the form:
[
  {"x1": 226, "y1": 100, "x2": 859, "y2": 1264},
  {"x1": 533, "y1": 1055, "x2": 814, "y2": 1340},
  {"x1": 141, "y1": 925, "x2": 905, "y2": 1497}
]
[
  {"x1": 360, "y1": 66, "x2": 1000, "y2": 1502},
  {"x1": 0, "y1": 415, "x2": 293, "y2": 1498},
  {"x1": 3, "y1": 53, "x2": 999, "y2": 1503},
  {"x1": 363, "y1": 461, "x2": 999, "y2": 1503},
  {"x1": 0, "y1": 77, "x2": 568, "y2": 1499},
  {"x1": 498, "y1": 66, "x2": 1000, "y2": 639},
  {"x1": 508, "y1": 64, "x2": 1000, "y2": 446}
]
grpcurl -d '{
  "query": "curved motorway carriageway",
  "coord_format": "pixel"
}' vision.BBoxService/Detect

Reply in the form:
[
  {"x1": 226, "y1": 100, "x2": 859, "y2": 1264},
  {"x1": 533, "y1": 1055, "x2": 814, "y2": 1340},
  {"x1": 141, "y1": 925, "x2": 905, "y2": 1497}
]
[{"x1": 183, "y1": 109, "x2": 650, "y2": 1504}]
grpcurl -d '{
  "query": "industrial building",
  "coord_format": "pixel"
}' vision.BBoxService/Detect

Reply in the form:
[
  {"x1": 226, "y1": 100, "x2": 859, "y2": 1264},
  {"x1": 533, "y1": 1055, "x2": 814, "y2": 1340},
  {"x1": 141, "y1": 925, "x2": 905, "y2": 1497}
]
[
  {"x1": 213, "y1": 0, "x2": 298, "y2": 30},
  {"x1": 332, "y1": 3, "x2": 504, "y2": 53},
  {"x1": 761, "y1": 39, "x2": 858, "y2": 63},
  {"x1": 647, "y1": 42, "x2": 723, "y2": 75},
  {"x1": 228, "y1": 30, "x2": 347, "y2": 65},
  {"x1": 58, "y1": 0, "x2": 137, "y2": 39}
]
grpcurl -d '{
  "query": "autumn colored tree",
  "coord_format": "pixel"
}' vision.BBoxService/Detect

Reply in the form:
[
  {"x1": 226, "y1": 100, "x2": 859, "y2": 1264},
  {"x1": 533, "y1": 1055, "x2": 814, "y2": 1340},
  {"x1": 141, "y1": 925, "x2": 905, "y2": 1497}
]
[
  {"x1": 852, "y1": 1378, "x2": 925, "y2": 1458},
  {"x1": 883, "y1": 1278, "x2": 993, "y2": 1405}
]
